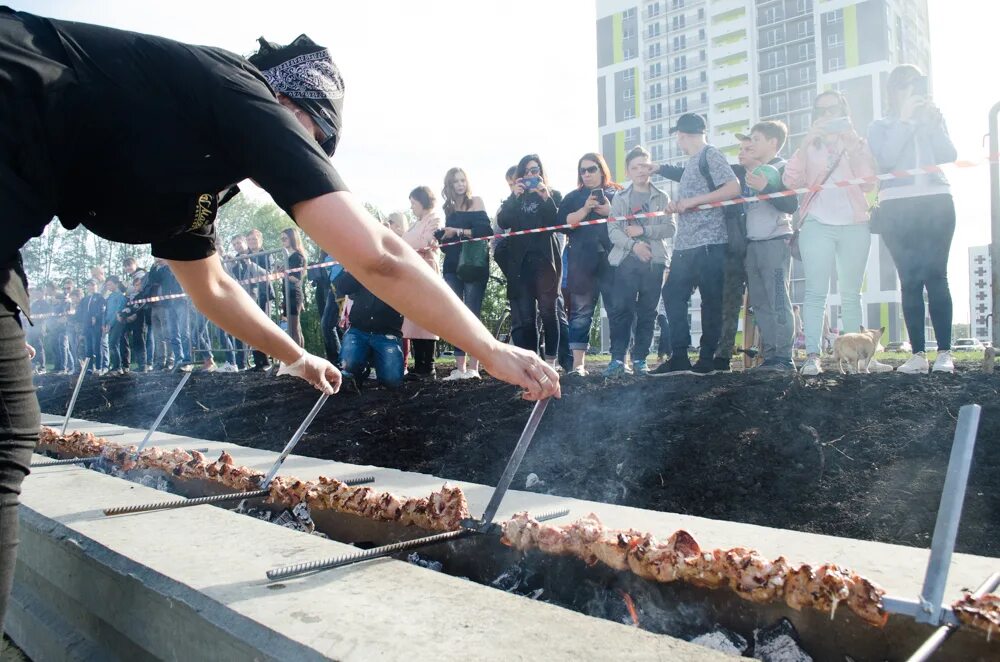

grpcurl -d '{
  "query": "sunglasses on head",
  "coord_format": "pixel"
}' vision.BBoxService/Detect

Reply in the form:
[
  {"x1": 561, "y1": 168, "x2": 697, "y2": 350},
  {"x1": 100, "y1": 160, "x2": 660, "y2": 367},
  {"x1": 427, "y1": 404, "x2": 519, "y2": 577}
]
[{"x1": 579, "y1": 165, "x2": 600, "y2": 175}]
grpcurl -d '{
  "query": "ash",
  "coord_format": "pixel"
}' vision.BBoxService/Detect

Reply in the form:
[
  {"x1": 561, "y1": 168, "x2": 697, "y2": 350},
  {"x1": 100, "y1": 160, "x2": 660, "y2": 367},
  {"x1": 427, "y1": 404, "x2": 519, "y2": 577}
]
[
  {"x1": 690, "y1": 629, "x2": 747, "y2": 656},
  {"x1": 231, "y1": 500, "x2": 325, "y2": 538},
  {"x1": 752, "y1": 619, "x2": 812, "y2": 662},
  {"x1": 406, "y1": 553, "x2": 443, "y2": 572}
]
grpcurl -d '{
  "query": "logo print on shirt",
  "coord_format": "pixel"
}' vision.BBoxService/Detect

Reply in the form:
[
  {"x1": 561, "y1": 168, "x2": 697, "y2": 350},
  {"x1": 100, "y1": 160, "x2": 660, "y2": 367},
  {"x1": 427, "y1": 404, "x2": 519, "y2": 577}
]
[{"x1": 190, "y1": 193, "x2": 217, "y2": 230}]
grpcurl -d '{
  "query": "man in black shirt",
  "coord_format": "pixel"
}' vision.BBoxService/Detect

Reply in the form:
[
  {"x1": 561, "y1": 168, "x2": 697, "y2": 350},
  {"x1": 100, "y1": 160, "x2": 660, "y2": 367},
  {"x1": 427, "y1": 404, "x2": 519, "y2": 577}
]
[{"x1": 0, "y1": 9, "x2": 559, "y2": 630}]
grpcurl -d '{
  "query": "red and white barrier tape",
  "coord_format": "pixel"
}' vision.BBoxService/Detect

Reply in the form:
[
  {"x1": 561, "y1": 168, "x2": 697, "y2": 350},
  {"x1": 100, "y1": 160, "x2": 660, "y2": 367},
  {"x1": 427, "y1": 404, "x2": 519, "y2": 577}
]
[{"x1": 30, "y1": 153, "x2": 995, "y2": 317}]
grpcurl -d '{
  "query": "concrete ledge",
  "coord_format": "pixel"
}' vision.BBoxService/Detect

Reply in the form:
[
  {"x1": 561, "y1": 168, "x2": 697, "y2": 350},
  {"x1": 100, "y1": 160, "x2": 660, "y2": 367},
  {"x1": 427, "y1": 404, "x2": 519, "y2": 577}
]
[{"x1": 13, "y1": 416, "x2": 727, "y2": 661}]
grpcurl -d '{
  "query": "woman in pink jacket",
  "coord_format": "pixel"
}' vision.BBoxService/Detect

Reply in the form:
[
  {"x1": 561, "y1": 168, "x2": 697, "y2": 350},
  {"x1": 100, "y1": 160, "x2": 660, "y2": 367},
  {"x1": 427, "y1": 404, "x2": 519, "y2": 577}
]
[
  {"x1": 402, "y1": 186, "x2": 443, "y2": 379},
  {"x1": 783, "y1": 90, "x2": 888, "y2": 376}
]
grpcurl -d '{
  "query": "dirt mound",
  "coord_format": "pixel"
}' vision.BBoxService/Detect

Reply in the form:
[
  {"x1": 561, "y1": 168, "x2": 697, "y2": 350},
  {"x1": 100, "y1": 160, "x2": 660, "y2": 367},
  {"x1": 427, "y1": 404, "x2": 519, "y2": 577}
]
[{"x1": 34, "y1": 368, "x2": 1000, "y2": 556}]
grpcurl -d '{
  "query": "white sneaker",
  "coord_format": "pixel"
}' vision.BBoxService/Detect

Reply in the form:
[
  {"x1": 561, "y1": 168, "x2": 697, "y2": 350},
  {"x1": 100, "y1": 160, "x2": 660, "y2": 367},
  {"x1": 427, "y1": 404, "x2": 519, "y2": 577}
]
[
  {"x1": 464, "y1": 369, "x2": 481, "y2": 380},
  {"x1": 442, "y1": 369, "x2": 466, "y2": 381},
  {"x1": 204, "y1": 363, "x2": 217, "y2": 373},
  {"x1": 932, "y1": 350, "x2": 955, "y2": 374},
  {"x1": 220, "y1": 362, "x2": 239, "y2": 373},
  {"x1": 800, "y1": 355, "x2": 822, "y2": 376},
  {"x1": 867, "y1": 358, "x2": 894, "y2": 373},
  {"x1": 898, "y1": 352, "x2": 929, "y2": 375}
]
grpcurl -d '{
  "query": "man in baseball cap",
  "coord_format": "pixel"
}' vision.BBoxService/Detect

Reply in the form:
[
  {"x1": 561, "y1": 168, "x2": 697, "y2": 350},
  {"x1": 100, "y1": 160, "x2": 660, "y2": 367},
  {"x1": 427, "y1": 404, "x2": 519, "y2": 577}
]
[{"x1": 669, "y1": 112, "x2": 708, "y2": 135}]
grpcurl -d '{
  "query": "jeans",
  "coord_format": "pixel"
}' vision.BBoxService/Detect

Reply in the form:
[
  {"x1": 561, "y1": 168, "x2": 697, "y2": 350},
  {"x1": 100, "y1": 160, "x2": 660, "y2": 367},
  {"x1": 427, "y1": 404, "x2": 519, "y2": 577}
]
[
  {"x1": 217, "y1": 327, "x2": 237, "y2": 366},
  {"x1": 798, "y1": 219, "x2": 871, "y2": 355},
  {"x1": 193, "y1": 312, "x2": 214, "y2": 361},
  {"x1": 610, "y1": 256, "x2": 664, "y2": 363},
  {"x1": 664, "y1": 244, "x2": 726, "y2": 361},
  {"x1": 127, "y1": 318, "x2": 148, "y2": 368},
  {"x1": 84, "y1": 326, "x2": 103, "y2": 370},
  {"x1": 321, "y1": 289, "x2": 342, "y2": 366},
  {"x1": 443, "y1": 272, "x2": 487, "y2": 357},
  {"x1": 879, "y1": 195, "x2": 955, "y2": 353},
  {"x1": 508, "y1": 256, "x2": 560, "y2": 360},
  {"x1": 568, "y1": 290, "x2": 600, "y2": 351},
  {"x1": 716, "y1": 248, "x2": 747, "y2": 360},
  {"x1": 100, "y1": 330, "x2": 110, "y2": 372},
  {"x1": 745, "y1": 237, "x2": 794, "y2": 363},
  {"x1": 556, "y1": 294, "x2": 571, "y2": 368},
  {"x1": 167, "y1": 302, "x2": 191, "y2": 364},
  {"x1": 150, "y1": 305, "x2": 172, "y2": 368},
  {"x1": 341, "y1": 328, "x2": 404, "y2": 388},
  {"x1": 51, "y1": 327, "x2": 72, "y2": 372},
  {"x1": 108, "y1": 322, "x2": 127, "y2": 370},
  {"x1": 27, "y1": 325, "x2": 44, "y2": 371},
  {"x1": 0, "y1": 300, "x2": 41, "y2": 630}
]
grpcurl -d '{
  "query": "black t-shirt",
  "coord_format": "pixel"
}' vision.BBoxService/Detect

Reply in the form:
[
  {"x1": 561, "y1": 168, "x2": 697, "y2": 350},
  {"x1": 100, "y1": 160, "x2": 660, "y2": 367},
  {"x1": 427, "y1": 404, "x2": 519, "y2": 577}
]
[{"x1": 1, "y1": 8, "x2": 347, "y2": 270}]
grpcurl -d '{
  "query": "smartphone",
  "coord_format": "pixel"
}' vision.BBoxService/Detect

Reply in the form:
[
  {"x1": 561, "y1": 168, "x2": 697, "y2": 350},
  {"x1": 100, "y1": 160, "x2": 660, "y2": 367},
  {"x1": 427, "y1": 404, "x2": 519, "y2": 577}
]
[
  {"x1": 590, "y1": 188, "x2": 607, "y2": 204},
  {"x1": 521, "y1": 176, "x2": 541, "y2": 190},
  {"x1": 911, "y1": 75, "x2": 928, "y2": 97},
  {"x1": 823, "y1": 116, "x2": 853, "y2": 134}
]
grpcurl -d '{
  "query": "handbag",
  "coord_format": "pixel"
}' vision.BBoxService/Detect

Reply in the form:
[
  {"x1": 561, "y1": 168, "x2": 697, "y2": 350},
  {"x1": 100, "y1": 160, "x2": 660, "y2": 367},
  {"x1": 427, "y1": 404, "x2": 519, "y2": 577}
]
[
  {"x1": 456, "y1": 239, "x2": 489, "y2": 282},
  {"x1": 789, "y1": 149, "x2": 846, "y2": 261}
]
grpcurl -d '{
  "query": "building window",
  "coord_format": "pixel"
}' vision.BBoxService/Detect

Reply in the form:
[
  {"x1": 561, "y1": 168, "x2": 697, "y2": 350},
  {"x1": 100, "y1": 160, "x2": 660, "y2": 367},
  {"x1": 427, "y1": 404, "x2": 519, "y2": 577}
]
[
  {"x1": 624, "y1": 86, "x2": 635, "y2": 101},
  {"x1": 827, "y1": 33, "x2": 843, "y2": 47},
  {"x1": 648, "y1": 42, "x2": 660, "y2": 58},
  {"x1": 674, "y1": 97, "x2": 688, "y2": 114},
  {"x1": 828, "y1": 56, "x2": 842, "y2": 71},
  {"x1": 764, "y1": 27, "x2": 782, "y2": 46},
  {"x1": 798, "y1": 43, "x2": 813, "y2": 60},
  {"x1": 763, "y1": 6, "x2": 782, "y2": 25},
  {"x1": 647, "y1": 23, "x2": 661, "y2": 38},
  {"x1": 797, "y1": 20, "x2": 810, "y2": 38},
  {"x1": 764, "y1": 95, "x2": 787, "y2": 115},
  {"x1": 673, "y1": 35, "x2": 686, "y2": 51},
  {"x1": 700, "y1": 70, "x2": 707, "y2": 83},
  {"x1": 674, "y1": 76, "x2": 688, "y2": 92},
  {"x1": 698, "y1": 28, "x2": 706, "y2": 42},
  {"x1": 652, "y1": 144, "x2": 665, "y2": 161},
  {"x1": 672, "y1": 15, "x2": 686, "y2": 30},
  {"x1": 622, "y1": 8, "x2": 636, "y2": 19},
  {"x1": 698, "y1": 7, "x2": 704, "y2": 20},
  {"x1": 700, "y1": 91, "x2": 708, "y2": 104},
  {"x1": 624, "y1": 68, "x2": 635, "y2": 81},
  {"x1": 624, "y1": 106, "x2": 636, "y2": 120},
  {"x1": 650, "y1": 124, "x2": 664, "y2": 141},
  {"x1": 797, "y1": 0, "x2": 811, "y2": 13},
  {"x1": 825, "y1": 10, "x2": 843, "y2": 24},
  {"x1": 625, "y1": 47, "x2": 637, "y2": 60},
  {"x1": 650, "y1": 103, "x2": 663, "y2": 119},
  {"x1": 673, "y1": 55, "x2": 687, "y2": 71},
  {"x1": 699, "y1": 49, "x2": 706, "y2": 62},
  {"x1": 671, "y1": 0, "x2": 684, "y2": 9},
  {"x1": 647, "y1": 2, "x2": 661, "y2": 17},
  {"x1": 649, "y1": 62, "x2": 663, "y2": 78},
  {"x1": 764, "y1": 50, "x2": 784, "y2": 70},
  {"x1": 649, "y1": 82, "x2": 662, "y2": 98}
]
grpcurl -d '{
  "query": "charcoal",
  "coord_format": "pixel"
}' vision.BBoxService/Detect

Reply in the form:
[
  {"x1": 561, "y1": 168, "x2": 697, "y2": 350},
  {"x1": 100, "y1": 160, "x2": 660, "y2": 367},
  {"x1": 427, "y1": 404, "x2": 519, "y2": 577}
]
[
  {"x1": 752, "y1": 618, "x2": 812, "y2": 662},
  {"x1": 406, "y1": 552, "x2": 443, "y2": 572},
  {"x1": 690, "y1": 628, "x2": 748, "y2": 656},
  {"x1": 490, "y1": 565, "x2": 525, "y2": 592}
]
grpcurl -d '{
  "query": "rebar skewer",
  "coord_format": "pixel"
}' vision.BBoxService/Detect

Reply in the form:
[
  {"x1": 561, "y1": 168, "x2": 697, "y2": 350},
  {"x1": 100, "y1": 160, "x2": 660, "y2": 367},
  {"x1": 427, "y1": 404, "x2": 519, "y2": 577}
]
[
  {"x1": 61, "y1": 357, "x2": 91, "y2": 435},
  {"x1": 103, "y1": 475, "x2": 374, "y2": 516},
  {"x1": 266, "y1": 508, "x2": 570, "y2": 581},
  {"x1": 133, "y1": 372, "x2": 192, "y2": 457},
  {"x1": 904, "y1": 571, "x2": 1000, "y2": 662}
]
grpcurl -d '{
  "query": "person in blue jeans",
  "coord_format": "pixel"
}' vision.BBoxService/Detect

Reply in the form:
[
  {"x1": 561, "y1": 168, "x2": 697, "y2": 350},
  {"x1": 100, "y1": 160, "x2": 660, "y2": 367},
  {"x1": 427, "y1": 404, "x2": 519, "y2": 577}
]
[
  {"x1": 333, "y1": 270, "x2": 404, "y2": 389},
  {"x1": 102, "y1": 277, "x2": 128, "y2": 373}
]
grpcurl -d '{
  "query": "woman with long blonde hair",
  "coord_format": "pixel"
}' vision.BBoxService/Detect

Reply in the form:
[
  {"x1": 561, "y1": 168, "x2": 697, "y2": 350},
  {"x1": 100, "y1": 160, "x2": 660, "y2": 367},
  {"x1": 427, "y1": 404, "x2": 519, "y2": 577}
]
[{"x1": 439, "y1": 167, "x2": 493, "y2": 380}]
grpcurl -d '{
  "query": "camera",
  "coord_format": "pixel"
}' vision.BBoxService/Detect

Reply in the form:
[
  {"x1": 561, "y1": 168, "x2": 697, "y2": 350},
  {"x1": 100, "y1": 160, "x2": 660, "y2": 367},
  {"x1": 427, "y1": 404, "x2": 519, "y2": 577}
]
[
  {"x1": 433, "y1": 228, "x2": 447, "y2": 242},
  {"x1": 521, "y1": 176, "x2": 541, "y2": 191},
  {"x1": 590, "y1": 188, "x2": 607, "y2": 205}
]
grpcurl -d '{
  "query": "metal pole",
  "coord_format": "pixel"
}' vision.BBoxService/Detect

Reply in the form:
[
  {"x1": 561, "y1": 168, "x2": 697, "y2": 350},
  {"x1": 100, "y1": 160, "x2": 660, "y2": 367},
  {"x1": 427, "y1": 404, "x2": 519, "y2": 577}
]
[
  {"x1": 475, "y1": 398, "x2": 550, "y2": 528},
  {"x1": 260, "y1": 393, "x2": 329, "y2": 489},
  {"x1": 990, "y1": 101, "x2": 1000, "y2": 344},
  {"x1": 906, "y1": 572, "x2": 1000, "y2": 662},
  {"x1": 914, "y1": 404, "x2": 982, "y2": 625},
  {"x1": 133, "y1": 371, "x2": 191, "y2": 457},
  {"x1": 61, "y1": 357, "x2": 91, "y2": 435}
]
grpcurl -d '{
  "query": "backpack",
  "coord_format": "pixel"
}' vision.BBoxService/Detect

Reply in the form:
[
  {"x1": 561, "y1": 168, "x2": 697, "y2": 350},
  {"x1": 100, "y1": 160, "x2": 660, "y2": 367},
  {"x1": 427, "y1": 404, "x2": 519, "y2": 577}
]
[{"x1": 698, "y1": 148, "x2": 747, "y2": 256}]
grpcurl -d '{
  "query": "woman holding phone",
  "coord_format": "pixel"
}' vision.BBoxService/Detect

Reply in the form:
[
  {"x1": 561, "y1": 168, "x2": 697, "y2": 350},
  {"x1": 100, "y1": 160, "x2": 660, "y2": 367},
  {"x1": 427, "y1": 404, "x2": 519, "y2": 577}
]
[
  {"x1": 557, "y1": 153, "x2": 621, "y2": 376},
  {"x1": 497, "y1": 155, "x2": 563, "y2": 365},
  {"x1": 783, "y1": 90, "x2": 883, "y2": 377},
  {"x1": 868, "y1": 65, "x2": 957, "y2": 375}
]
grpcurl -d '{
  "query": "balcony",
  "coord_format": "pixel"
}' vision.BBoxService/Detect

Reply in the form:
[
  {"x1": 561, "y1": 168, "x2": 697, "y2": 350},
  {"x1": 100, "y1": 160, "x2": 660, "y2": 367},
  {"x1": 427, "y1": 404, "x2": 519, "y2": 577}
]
[{"x1": 643, "y1": 68, "x2": 667, "y2": 82}]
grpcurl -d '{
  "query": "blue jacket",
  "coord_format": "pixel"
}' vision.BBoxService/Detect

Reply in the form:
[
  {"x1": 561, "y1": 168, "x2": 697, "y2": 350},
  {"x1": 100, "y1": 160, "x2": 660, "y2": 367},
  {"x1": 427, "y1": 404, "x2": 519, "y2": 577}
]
[
  {"x1": 867, "y1": 116, "x2": 957, "y2": 191},
  {"x1": 104, "y1": 291, "x2": 127, "y2": 326}
]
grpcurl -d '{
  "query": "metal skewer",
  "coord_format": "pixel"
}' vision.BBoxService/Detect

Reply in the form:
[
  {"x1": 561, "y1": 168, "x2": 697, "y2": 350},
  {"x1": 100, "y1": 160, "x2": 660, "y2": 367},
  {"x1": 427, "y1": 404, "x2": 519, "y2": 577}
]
[
  {"x1": 462, "y1": 397, "x2": 550, "y2": 531},
  {"x1": 267, "y1": 508, "x2": 570, "y2": 581},
  {"x1": 133, "y1": 372, "x2": 192, "y2": 457},
  {"x1": 60, "y1": 357, "x2": 90, "y2": 435},
  {"x1": 104, "y1": 392, "x2": 330, "y2": 516},
  {"x1": 31, "y1": 447, "x2": 211, "y2": 468},
  {"x1": 103, "y1": 475, "x2": 374, "y2": 516},
  {"x1": 904, "y1": 571, "x2": 1000, "y2": 662}
]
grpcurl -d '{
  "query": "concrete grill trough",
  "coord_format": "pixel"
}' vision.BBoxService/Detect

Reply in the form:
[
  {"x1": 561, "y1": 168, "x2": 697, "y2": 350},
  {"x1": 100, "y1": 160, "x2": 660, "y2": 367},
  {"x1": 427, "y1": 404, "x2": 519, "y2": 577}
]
[{"x1": 8, "y1": 415, "x2": 1000, "y2": 661}]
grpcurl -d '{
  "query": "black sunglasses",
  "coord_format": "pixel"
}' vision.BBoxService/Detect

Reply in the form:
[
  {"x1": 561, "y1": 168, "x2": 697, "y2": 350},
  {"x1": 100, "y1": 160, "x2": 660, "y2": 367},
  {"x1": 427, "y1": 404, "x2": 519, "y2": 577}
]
[
  {"x1": 306, "y1": 110, "x2": 338, "y2": 156},
  {"x1": 525, "y1": 166, "x2": 541, "y2": 175},
  {"x1": 579, "y1": 165, "x2": 600, "y2": 175}
]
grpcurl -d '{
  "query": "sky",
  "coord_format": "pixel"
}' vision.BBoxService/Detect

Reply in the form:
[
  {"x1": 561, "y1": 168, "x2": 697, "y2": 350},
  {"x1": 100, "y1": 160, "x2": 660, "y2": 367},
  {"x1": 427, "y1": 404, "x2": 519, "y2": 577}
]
[{"x1": 15, "y1": 0, "x2": 999, "y2": 324}]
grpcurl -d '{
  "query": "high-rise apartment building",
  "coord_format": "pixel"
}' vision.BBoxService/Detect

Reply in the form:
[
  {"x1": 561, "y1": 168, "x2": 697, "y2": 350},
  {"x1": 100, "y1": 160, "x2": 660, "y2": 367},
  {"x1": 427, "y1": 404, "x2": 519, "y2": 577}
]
[{"x1": 595, "y1": 0, "x2": 932, "y2": 344}]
